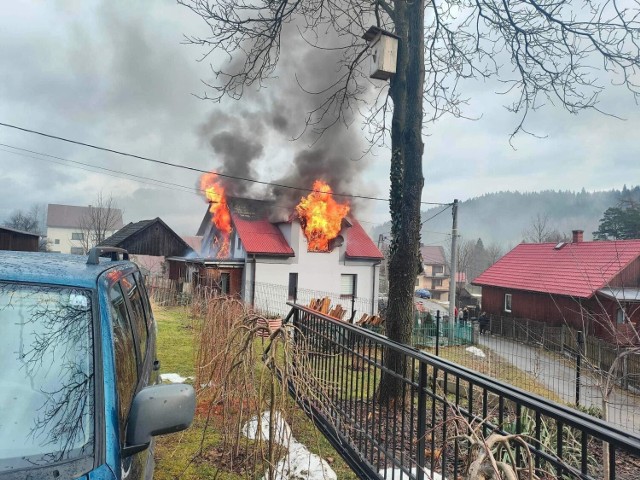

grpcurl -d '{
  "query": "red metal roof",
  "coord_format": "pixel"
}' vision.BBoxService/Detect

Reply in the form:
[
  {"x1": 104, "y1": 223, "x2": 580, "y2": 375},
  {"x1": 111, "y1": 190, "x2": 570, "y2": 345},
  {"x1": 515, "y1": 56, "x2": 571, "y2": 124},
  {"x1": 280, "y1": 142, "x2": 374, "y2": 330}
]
[
  {"x1": 473, "y1": 240, "x2": 640, "y2": 298},
  {"x1": 201, "y1": 197, "x2": 381, "y2": 259},
  {"x1": 345, "y1": 219, "x2": 384, "y2": 260},
  {"x1": 231, "y1": 213, "x2": 294, "y2": 256}
]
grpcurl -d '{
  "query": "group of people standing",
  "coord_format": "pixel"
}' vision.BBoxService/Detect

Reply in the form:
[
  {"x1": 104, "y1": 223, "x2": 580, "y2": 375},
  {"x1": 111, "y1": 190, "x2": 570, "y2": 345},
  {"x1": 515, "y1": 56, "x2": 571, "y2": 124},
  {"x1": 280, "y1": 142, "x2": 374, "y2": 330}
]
[{"x1": 453, "y1": 305, "x2": 490, "y2": 334}]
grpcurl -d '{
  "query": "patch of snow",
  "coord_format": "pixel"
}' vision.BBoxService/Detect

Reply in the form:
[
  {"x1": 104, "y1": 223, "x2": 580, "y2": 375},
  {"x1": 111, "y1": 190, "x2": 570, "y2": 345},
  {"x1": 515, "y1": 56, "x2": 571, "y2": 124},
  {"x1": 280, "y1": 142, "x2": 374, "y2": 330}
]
[
  {"x1": 242, "y1": 411, "x2": 292, "y2": 445},
  {"x1": 160, "y1": 373, "x2": 192, "y2": 383},
  {"x1": 379, "y1": 467, "x2": 444, "y2": 480},
  {"x1": 465, "y1": 346, "x2": 486, "y2": 358},
  {"x1": 268, "y1": 441, "x2": 337, "y2": 480},
  {"x1": 243, "y1": 411, "x2": 337, "y2": 480}
]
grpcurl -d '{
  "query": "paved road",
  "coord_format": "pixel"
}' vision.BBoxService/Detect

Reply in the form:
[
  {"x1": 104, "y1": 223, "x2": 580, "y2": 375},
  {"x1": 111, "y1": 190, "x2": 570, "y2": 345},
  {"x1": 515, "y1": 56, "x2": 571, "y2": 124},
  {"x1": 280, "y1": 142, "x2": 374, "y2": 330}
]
[
  {"x1": 414, "y1": 297, "x2": 450, "y2": 317},
  {"x1": 477, "y1": 334, "x2": 640, "y2": 434}
]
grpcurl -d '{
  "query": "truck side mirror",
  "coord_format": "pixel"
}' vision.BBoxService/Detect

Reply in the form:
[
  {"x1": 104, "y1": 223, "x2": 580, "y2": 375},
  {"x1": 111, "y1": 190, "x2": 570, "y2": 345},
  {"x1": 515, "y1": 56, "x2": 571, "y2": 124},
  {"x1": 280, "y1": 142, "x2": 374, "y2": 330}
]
[{"x1": 122, "y1": 384, "x2": 195, "y2": 457}]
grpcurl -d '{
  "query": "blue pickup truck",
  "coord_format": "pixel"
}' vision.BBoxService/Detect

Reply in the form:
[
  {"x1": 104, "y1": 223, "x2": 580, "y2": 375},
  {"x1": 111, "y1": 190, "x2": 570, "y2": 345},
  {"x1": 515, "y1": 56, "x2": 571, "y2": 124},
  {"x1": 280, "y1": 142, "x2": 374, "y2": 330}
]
[{"x1": 0, "y1": 248, "x2": 195, "y2": 480}]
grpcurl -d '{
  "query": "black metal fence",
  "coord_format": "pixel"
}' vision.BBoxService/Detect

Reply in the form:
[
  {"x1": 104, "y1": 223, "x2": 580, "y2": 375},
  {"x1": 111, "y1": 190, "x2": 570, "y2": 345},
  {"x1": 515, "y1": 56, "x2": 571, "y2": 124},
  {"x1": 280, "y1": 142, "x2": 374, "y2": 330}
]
[
  {"x1": 480, "y1": 315, "x2": 640, "y2": 435},
  {"x1": 288, "y1": 303, "x2": 640, "y2": 480}
]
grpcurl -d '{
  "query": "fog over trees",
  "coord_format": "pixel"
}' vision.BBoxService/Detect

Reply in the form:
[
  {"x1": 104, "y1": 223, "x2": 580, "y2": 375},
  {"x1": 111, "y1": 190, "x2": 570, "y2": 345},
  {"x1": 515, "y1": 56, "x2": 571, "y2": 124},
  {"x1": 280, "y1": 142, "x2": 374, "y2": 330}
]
[{"x1": 375, "y1": 187, "x2": 639, "y2": 249}]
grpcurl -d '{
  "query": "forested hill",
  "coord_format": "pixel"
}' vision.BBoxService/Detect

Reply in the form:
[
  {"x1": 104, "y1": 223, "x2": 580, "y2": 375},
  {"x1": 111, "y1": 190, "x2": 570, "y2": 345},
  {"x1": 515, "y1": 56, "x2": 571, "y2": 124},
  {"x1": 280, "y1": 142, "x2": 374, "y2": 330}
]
[{"x1": 373, "y1": 187, "x2": 637, "y2": 249}]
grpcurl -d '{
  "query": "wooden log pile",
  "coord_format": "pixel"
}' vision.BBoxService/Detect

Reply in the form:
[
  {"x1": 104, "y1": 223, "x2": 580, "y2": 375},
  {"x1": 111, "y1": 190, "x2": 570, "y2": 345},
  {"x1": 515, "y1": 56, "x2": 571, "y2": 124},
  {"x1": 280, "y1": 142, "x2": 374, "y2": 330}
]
[
  {"x1": 307, "y1": 297, "x2": 382, "y2": 326},
  {"x1": 308, "y1": 297, "x2": 348, "y2": 320},
  {"x1": 356, "y1": 313, "x2": 383, "y2": 327}
]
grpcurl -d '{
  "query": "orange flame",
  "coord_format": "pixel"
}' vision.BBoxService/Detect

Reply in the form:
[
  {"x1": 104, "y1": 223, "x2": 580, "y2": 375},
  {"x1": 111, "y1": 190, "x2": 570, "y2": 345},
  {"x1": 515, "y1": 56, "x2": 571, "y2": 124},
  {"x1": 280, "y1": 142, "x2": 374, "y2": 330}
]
[
  {"x1": 296, "y1": 180, "x2": 350, "y2": 252},
  {"x1": 199, "y1": 172, "x2": 232, "y2": 258}
]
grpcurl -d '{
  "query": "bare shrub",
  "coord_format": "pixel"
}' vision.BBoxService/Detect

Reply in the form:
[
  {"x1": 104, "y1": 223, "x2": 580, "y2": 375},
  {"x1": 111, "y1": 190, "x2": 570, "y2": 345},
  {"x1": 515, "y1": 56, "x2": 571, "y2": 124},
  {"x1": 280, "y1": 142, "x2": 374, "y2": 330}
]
[{"x1": 192, "y1": 297, "x2": 335, "y2": 478}]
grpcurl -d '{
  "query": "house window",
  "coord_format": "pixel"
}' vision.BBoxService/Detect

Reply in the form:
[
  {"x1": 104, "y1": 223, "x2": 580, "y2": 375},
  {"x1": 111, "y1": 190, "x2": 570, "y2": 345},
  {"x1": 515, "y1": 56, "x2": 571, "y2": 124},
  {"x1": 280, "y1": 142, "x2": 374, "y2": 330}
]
[
  {"x1": 504, "y1": 293, "x2": 512, "y2": 313},
  {"x1": 54, "y1": 239, "x2": 60, "y2": 244},
  {"x1": 288, "y1": 273, "x2": 298, "y2": 301},
  {"x1": 432, "y1": 279, "x2": 443, "y2": 288},
  {"x1": 415, "y1": 277, "x2": 420, "y2": 286},
  {"x1": 433, "y1": 265, "x2": 444, "y2": 274},
  {"x1": 341, "y1": 274, "x2": 357, "y2": 298},
  {"x1": 71, "y1": 232, "x2": 84, "y2": 241},
  {"x1": 220, "y1": 273, "x2": 230, "y2": 294},
  {"x1": 617, "y1": 307, "x2": 627, "y2": 324},
  {"x1": 235, "y1": 235, "x2": 242, "y2": 253},
  {"x1": 70, "y1": 247, "x2": 85, "y2": 255}
]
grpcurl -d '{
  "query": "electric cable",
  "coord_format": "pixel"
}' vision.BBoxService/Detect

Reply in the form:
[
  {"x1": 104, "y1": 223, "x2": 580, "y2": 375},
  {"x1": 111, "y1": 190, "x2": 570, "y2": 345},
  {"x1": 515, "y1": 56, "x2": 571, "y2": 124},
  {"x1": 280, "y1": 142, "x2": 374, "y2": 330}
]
[{"x1": 0, "y1": 121, "x2": 452, "y2": 206}]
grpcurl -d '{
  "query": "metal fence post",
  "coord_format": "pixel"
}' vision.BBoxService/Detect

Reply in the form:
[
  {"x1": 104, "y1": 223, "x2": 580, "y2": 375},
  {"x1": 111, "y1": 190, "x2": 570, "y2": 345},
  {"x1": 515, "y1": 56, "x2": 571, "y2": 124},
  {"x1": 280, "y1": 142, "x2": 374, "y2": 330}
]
[
  {"x1": 417, "y1": 362, "x2": 428, "y2": 480},
  {"x1": 435, "y1": 310, "x2": 440, "y2": 356},
  {"x1": 351, "y1": 294, "x2": 356, "y2": 323},
  {"x1": 576, "y1": 330, "x2": 583, "y2": 407},
  {"x1": 598, "y1": 339, "x2": 603, "y2": 371},
  {"x1": 623, "y1": 351, "x2": 629, "y2": 389}
]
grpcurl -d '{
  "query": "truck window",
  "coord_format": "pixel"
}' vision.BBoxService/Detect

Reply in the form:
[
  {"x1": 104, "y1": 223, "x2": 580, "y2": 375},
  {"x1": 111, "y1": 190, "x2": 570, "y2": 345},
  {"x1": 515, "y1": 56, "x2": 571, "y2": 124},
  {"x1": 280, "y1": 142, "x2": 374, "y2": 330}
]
[
  {"x1": 109, "y1": 283, "x2": 138, "y2": 441},
  {"x1": 121, "y1": 274, "x2": 148, "y2": 361}
]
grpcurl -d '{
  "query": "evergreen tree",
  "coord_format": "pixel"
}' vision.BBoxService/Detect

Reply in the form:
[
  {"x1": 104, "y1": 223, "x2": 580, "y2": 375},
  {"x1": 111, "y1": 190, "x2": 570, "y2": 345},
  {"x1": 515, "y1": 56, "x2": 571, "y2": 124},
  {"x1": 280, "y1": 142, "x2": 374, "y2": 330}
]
[{"x1": 594, "y1": 205, "x2": 640, "y2": 240}]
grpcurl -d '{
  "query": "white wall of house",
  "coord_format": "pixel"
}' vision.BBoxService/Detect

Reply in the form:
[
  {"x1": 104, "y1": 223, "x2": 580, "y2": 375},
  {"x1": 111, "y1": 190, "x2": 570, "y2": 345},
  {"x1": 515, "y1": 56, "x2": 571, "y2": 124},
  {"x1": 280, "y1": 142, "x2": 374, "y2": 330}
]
[
  {"x1": 46, "y1": 226, "x2": 119, "y2": 254},
  {"x1": 244, "y1": 219, "x2": 380, "y2": 317}
]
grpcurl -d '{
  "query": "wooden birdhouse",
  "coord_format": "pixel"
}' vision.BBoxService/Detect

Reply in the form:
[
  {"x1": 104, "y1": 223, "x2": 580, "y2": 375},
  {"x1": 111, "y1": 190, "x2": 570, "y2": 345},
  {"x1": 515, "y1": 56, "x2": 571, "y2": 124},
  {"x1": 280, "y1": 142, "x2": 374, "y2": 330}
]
[{"x1": 363, "y1": 26, "x2": 399, "y2": 81}]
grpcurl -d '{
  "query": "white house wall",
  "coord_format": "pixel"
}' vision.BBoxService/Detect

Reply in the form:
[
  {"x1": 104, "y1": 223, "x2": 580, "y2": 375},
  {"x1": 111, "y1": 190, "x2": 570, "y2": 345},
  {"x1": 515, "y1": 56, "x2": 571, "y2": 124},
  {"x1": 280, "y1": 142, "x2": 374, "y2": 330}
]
[
  {"x1": 245, "y1": 219, "x2": 380, "y2": 318},
  {"x1": 47, "y1": 226, "x2": 118, "y2": 254}
]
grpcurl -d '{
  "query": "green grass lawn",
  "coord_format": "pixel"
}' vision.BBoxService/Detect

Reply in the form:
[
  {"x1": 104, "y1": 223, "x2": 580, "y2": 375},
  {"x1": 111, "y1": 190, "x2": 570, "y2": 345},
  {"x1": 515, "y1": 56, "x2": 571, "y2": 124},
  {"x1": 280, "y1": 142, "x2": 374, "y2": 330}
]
[
  {"x1": 152, "y1": 305, "x2": 358, "y2": 480},
  {"x1": 154, "y1": 305, "x2": 196, "y2": 378},
  {"x1": 152, "y1": 306, "x2": 562, "y2": 479}
]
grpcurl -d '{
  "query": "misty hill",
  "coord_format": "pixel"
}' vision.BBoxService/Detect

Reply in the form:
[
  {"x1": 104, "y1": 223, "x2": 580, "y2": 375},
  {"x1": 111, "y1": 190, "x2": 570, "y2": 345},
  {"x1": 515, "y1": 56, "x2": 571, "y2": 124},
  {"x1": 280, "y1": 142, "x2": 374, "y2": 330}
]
[{"x1": 374, "y1": 187, "x2": 638, "y2": 249}]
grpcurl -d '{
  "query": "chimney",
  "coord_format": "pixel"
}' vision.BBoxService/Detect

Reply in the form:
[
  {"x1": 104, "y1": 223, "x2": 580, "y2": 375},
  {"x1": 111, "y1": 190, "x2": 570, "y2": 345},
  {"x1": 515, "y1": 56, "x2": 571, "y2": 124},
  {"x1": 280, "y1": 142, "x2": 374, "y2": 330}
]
[{"x1": 572, "y1": 230, "x2": 584, "y2": 243}]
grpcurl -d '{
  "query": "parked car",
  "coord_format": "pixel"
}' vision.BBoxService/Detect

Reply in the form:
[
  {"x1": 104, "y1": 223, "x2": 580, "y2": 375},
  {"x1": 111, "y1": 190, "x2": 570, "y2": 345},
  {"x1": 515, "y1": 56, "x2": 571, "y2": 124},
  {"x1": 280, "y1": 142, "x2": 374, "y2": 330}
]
[
  {"x1": 0, "y1": 247, "x2": 195, "y2": 480},
  {"x1": 415, "y1": 288, "x2": 432, "y2": 299}
]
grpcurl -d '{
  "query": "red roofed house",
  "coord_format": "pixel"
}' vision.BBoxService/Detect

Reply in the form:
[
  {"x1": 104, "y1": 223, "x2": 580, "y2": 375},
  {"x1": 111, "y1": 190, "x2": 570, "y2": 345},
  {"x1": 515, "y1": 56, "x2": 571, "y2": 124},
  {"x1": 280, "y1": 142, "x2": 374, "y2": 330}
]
[
  {"x1": 167, "y1": 197, "x2": 383, "y2": 316},
  {"x1": 473, "y1": 230, "x2": 640, "y2": 343}
]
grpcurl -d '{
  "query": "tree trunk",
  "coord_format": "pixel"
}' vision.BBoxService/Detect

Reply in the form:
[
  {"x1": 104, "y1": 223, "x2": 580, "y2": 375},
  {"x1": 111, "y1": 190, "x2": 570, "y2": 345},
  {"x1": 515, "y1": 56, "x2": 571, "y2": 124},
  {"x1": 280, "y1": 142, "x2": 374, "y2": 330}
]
[{"x1": 377, "y1": 0, "x2": 425, "y2": 405}]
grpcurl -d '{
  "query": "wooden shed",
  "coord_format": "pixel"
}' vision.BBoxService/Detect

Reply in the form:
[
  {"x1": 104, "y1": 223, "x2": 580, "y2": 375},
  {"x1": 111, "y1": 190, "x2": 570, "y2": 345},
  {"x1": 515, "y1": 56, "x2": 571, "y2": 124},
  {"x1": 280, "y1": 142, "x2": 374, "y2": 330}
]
[
  {"x1": 99, "y1": 217, "x2": 193, "y2": 257},
  {"x1": 0, "y1": 226, "x2": 40, "y2": 252}
]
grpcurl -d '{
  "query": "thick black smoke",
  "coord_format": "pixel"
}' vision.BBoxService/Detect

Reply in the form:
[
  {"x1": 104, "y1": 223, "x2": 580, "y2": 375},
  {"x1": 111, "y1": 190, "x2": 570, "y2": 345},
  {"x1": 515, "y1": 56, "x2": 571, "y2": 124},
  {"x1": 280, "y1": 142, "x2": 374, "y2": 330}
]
[
  {"x1": 197, "y1": 18, "x2": 377, "y2": 214},
  {"x1": 198, "y1": 112, "x2": 265, "y2": 197}
]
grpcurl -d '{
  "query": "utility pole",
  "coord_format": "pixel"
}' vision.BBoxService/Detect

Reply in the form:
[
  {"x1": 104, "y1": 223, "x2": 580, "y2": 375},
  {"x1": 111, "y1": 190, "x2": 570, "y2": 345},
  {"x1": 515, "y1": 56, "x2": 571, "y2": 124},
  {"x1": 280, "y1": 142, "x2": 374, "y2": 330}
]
[{"x1": 448, "y1": 199, "x2": 459, "y2": 321}]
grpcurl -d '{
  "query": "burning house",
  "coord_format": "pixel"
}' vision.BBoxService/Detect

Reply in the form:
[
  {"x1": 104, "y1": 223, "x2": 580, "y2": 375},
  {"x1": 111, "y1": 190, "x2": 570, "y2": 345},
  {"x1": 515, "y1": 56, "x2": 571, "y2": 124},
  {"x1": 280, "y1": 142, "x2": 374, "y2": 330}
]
[{"x1": 167, "y1": 177, "x2": 383, "y2": 317}]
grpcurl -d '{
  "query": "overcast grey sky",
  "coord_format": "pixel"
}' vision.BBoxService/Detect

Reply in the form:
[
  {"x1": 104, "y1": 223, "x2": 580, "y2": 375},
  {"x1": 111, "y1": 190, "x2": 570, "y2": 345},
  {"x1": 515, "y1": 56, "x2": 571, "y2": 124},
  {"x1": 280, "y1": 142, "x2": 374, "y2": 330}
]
[{"x1": 1, "y1": 0, "x2": 638, "y2": 236}]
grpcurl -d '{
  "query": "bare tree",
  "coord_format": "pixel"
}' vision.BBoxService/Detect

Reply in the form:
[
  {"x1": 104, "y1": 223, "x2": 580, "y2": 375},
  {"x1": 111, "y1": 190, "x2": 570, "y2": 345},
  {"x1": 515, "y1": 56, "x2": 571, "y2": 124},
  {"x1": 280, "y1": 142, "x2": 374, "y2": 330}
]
[
  {"x1": 76, "y1": 194, "x2": 122, "y2": 253},
  {"x1": 485, "y1": 242, "x2": 505, "y2": 267},
  {"x1": 181, "y1": 0, "x2": 640, "y2": 403},
  {"x1": 458, "y1": 239, "x2": 476, "y2": 283},
  {"x1": 4, "y1": 204, "x2": 49, "y2": 251},
  {"x1": 523, "y1": 213, "x2": 569, "y2": 243},
  {"x1": 446, "y1": 238, "x2": 476, "y2": 282}
]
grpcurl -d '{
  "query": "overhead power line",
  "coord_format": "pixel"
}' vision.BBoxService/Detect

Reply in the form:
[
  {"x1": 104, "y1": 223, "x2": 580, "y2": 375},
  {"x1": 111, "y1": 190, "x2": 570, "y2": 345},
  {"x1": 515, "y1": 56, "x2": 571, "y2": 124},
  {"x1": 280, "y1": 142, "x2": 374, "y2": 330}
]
[
  {"x1": 0, "y1": 144, "x2": 195, "y2": 194},
  {"x1": 0, "y1": 121, "x2": 451, "y2": 207},
  {"x1": 0, "y1": 144, "x2": 390, "y2": 228},
  {"x1": 421, "y1": 204, "x2": 451, "y2": 225}
]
